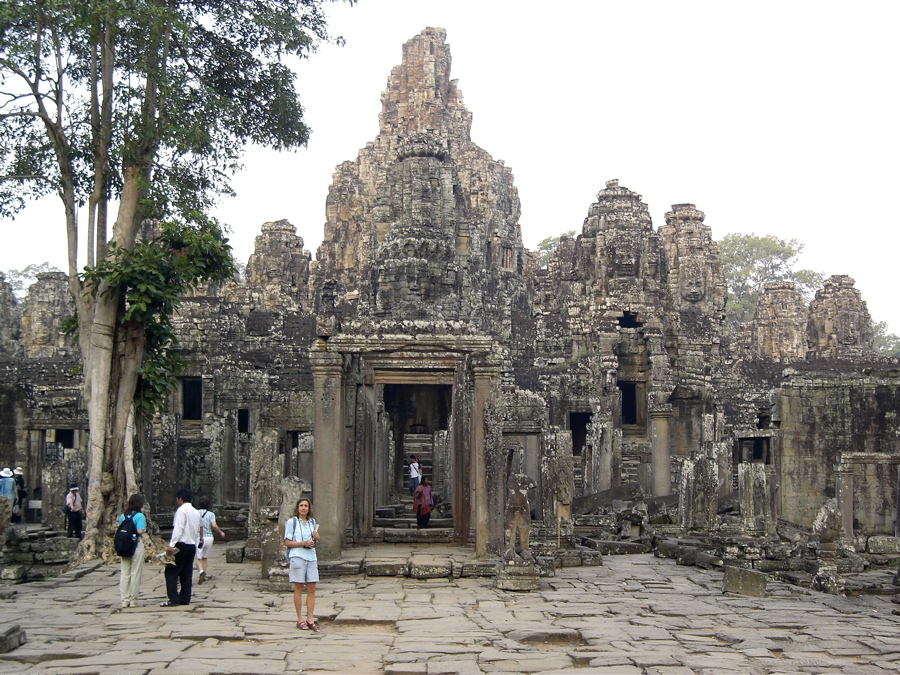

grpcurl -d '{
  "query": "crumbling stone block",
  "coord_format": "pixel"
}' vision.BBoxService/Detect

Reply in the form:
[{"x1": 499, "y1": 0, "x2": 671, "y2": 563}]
[
  {"x1": 0, "y1": 624, "x2": 26, "y2": 654},
  {"x1": 722, "y1": 565, "x2": 767, "y2": 597},
  {"x1": 0, "y1": 566, "x2": 25, "y2": 582},
  {"x1": 868, "y1": 537, "x2": 900, "y2": 555}
]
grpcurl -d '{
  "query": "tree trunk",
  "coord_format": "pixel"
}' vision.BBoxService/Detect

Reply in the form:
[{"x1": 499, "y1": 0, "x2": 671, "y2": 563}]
[{"x1": 75, "y1": 170, "x2": 144, "y2": 562}]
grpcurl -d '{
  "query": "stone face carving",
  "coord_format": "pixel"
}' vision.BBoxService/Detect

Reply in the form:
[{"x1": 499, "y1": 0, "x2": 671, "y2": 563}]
[
  {"x1": 807, "y1": 275, "x2": 874, "y2": 360},
  {"x1": 751, "y1": 282, "x2": 807, "y2": 361},
  {"x1": 20, "y1": 273, "x2": 73, "y2": 358},
  {"x1": 0, "y1": 274, "x2": 21, "y2": 358},
  {"x1": 245, "y1": 220, "x2": 311, "y2": 312}
]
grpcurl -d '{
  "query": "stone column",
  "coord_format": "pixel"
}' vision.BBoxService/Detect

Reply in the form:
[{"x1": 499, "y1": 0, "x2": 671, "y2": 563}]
[
  {"x1": 471, "y1": 356, "x2": 503, "y2": 557},
  {"x1": 835, "y1": 465, "x2": 854, "y2": 538},
  {"x1": 650, "y1": 406, "x2": 672, "y2": 497},
  {"x1": 310, "y1": 347, "x2": 345, "y2": 561}
]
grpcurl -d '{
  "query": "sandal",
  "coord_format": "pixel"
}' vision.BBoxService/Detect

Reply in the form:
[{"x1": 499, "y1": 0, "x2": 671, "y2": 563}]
[
  {"x1": 297, "y1": 621, "x2": 308, "y2": 630},
  {"x1": 307, "y1": 621, "x2": 319, "y2": 632}
]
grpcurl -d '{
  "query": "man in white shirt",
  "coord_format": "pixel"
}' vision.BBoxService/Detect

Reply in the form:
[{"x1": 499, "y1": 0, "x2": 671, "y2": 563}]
[{"x1": 161, "y1": 488, "x2": 201, "y2": 607}]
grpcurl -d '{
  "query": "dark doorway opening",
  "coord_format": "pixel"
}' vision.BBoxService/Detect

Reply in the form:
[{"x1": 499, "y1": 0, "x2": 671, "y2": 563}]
[
  {"x1": 383, "y1": 383, "x2": 452, "y2": 493},
  {"x1": 569, "y1": 412, "x2": 592, "y2": 457},
  {"x1": 55, "y1": 429, "x2": 75, "y2": 448},
  {"x1": 182, "y1": 378, "x2": 202, "y2": 420},
  {"x1": 617, "y1": 380, "x2": 646, "y2": 434}
]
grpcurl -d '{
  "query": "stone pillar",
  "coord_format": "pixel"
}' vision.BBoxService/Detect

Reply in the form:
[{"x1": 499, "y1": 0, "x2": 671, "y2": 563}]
[
  {"x1": 739, "y1": 462, "x2": 774, "y2": 536},
  {"x1": 650, "y1": 406, "x2": 672, "y2": 497},
  {"x1": 471, "y1": 357, "x2": 503, "y2": 557},
  {"x1": 310, "y1": 348, "x2": 345, "y2": 561},
  {"x1": 835, "y1": 466, "x2": 854, "y2": 538},
  {"x1": 896, "y1": 472, "x2": 900, "y2": 539}
]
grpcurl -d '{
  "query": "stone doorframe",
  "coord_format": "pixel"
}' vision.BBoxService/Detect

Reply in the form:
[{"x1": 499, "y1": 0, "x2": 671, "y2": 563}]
[{"x1": 311, "y1": 333, "x2": 502, "y2": 560}]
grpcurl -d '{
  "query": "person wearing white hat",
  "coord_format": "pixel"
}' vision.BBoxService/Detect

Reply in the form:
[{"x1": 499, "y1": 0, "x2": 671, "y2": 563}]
[{"x1": 65, "y1": 485, "x2": 85, "y2": 538}]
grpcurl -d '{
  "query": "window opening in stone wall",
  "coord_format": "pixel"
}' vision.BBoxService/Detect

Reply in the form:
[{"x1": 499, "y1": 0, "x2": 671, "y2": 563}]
[
  {"x1": 55, "y1": 429, "x2": 75, "y2": 448},
  {"x1": 737, "y1": 437, "x2": 771, "y2": 464},
  {"x1": 182, "y1": 378, "x2": 202, "y2": 420},
  {"x1": 569, "y1": 412, "x2": 592, "y2": 457},
  {"x1": 617, "y1": 381, "x2": 647, "y2": 434},
  {"x1": 619, "y1": 382, "x2": 637, "y2": 424},
  {"x1": 618, "y1": 312, "x2": 643, "y2": 328},
  {"x1": 485, "y1": 241, "x2": 492, "y2": 266},
  {"x1": 502, "y1": 246, "x2": 513, "y2": 269},
  {"x1": 756, "y1": 411, "x2": 771, "y2": 430},
  {"x1": 281, "y1": 430, "x2": 313, "y2": 478},
  {"x1": 237, "y1": 409, "x2": 250, "y2": 434}
]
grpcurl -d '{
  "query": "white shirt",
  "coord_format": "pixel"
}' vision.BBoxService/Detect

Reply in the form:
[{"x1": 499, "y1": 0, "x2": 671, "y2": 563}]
[
  {"x1": 169, "y1": 501, "x2": 201, "y2": 547},
  {"x1": 410, "y1": 462, "x2": 421, "y2": 479}
]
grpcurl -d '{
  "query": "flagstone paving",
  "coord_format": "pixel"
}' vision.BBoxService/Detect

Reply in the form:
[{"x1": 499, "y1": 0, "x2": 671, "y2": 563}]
[{"x1": 1, "y1": 545, "x2": 898, "y2": 674}]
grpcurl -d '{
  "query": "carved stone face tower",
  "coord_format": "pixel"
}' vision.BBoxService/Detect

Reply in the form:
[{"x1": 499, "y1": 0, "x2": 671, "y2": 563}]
[{"x1": 310, "y1": 28, "x2": 526, "y2": 558}]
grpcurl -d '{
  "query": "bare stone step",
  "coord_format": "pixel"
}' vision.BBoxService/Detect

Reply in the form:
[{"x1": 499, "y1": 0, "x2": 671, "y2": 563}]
[
  {"x1": 409, "y1": 555, "x2": 452, "y2": 579},
  {"x1": 581, "y1": 538, "x2": 650, "y2": 555},
  {"x1": 365, "y1": 559, "x2": 409, "y2": 576},
  {"x1": 383, "y1": 528, "x2": 455, "y2": 544},
  {"x1": 374, "y1": 517, "x2": 453, "y2": 528}
]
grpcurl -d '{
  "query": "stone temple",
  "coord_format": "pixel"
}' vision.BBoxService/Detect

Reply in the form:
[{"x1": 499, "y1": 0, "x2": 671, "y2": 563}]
[{"x1": 1, "y1": 29, "x2": 898, "y2": 575}]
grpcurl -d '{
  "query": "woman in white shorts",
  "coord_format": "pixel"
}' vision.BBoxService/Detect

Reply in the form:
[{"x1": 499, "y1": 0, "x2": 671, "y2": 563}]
[
  {"x1": 284, "y1": 498, "x2": 320, "y2": 631},
  {"x1": 196, "y1": 497, "x2": 225, "y2": 583}
]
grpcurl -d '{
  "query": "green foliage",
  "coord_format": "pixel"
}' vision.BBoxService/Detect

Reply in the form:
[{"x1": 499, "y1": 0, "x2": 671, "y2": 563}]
[
  {"x1": 83, "y1": 221, "x2": 236, "y2": 417},
  {"x1": 536, "y1": 230, "x2": 576, "y2": 267},
  {"x1": 719, "y1": 233, "x2": 824, "y2": 326},
  {"x1": 873, "y1": 321, "x2": 900, "y2": 358},
  {"x1": 2, "y1": 263, "x2": 63, "y2": 299},
  {"x1": 0, "y1": 0, "x2": 347, "y2": 224}
]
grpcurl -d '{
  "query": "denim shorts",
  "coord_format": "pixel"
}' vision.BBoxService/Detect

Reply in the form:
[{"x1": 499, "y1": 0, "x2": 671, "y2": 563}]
[{"x1": 289, "y1": 556, "x2": 319, "y2": 584}]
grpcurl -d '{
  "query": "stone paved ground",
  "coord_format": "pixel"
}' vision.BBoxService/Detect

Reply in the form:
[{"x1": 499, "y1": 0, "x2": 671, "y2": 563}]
[{"x1": 1, "y1": 544, "x2": 899, "y2": 674}]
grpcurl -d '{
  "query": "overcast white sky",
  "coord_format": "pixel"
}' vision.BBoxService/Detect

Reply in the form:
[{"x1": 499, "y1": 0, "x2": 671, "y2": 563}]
[{"x1": 3, "y1": 1, "x2": 899, "y2": 331}]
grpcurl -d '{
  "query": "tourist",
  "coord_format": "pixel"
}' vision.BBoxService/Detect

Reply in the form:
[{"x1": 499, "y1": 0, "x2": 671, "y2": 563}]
[
  {"x1": 195, "y1": 496, "x2": 225, "y2": 584},
  {"x1": 161, "y1": 488, "x2": 201, "y2": 607},
  {"x1": 0, "y1": 468, "x2": 15, "y2": 530},
  {"x1": 412, "y1": 476, "x2": 433, "y2": 528},
  {"x1": 408, "y1": 455, "x2": 421, "y2": 494},
  {"x1": 65, "y1": 484, "x2": 84, "y2": 538},
  {"x1": 118, "y1": 494, "x2": 146, "y2": 608},
  {"x1": 284, "y1": 498, "x2": 320, "y2": 632},
  {"x1": 12, "y1": 468, "x2": 25, "y2": 523}
]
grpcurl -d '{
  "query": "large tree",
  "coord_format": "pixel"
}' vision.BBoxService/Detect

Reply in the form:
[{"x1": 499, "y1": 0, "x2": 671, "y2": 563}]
[
  {"x1": 718, "y1": 233, "x2": 824, "y2": 326},
  {"x1": 0, "y1": 0, "x2": 347, "y2": 559}
]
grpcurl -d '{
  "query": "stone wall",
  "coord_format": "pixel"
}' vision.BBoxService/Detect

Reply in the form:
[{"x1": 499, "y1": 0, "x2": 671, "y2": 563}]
[{"x1": 0, "y1": 27, "x2": 897, "y2": 559}]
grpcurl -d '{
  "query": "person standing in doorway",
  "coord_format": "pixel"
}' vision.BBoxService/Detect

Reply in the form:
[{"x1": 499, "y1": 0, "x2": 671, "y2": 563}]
[
  {"x1": 284, "y1": 498, "x2": 320, "y2": 632},
  {"x1": 195, "y1": 496, "x2": 225, "y2": 584},
  {"x1": 408, "y1": 455, "x2": 421, "y2": 495},
  {"x1": 161, "y1": 488, "x2": 201, "y2": 607},
  {"x1": 65, "y1": 485, "x2": 84, "y2": 538},
  {"x1": 413, "y1": 476, "x2": 433, "y2": 529},
  {"x1": 118, "y1": 494, "x2": 146, "y2": 608}
]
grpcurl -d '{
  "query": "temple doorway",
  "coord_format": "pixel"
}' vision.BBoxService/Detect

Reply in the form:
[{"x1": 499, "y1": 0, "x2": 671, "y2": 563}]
[{"x1": 379, "y1": 383, "x2": 453, "y2": 509}]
